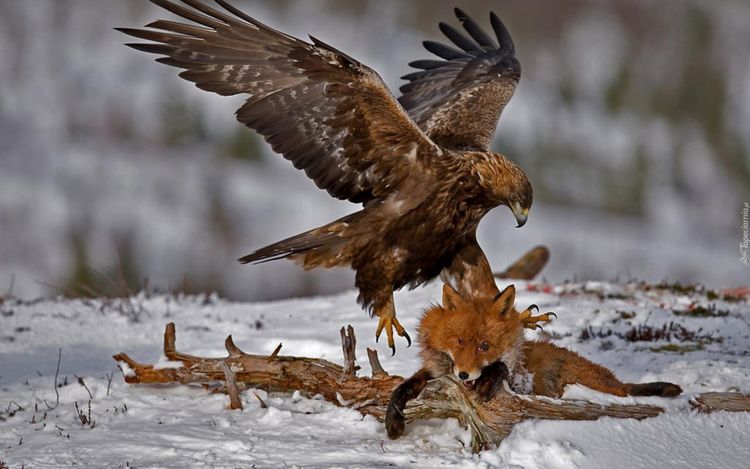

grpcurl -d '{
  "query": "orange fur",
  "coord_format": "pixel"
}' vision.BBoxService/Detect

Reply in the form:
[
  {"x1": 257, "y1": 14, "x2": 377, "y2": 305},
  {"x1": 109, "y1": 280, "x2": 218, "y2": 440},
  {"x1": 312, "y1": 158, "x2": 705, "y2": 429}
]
[
  {"x1": 522, "y1": 341, "x2": 630, "y2": 397},
  {"x1": 386, "y1": 283, "x2": 682, "y2": 439},
  {"x1": 419, "y1": 283, "x2": 523, "y2": 383},
  {"x1": 418, "y1": 283, "x2": 682, "y2": 398}
]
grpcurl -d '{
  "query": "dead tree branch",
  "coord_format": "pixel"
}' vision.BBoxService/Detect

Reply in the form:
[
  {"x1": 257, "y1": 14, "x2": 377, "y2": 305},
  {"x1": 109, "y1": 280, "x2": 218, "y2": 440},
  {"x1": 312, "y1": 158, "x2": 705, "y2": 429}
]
[
  {"x1": 494, "y1": 245, "x2": 550, "y2": 280},
  {"x1": 114, "y1": 323, "x2": 401, "y2": 419},
  {"x1": 114, "y1": 323, "x2": 744, "y2": 452},
  {"x1": 691, "y1": 392, "x2": 750, "y2": 413}
]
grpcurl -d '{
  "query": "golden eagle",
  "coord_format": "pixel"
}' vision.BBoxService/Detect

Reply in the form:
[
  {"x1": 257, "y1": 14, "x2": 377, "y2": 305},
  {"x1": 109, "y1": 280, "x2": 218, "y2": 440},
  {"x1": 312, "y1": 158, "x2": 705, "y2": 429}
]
[{"x1": 119, "y1": 0, "x2": 532, "y2": 354}]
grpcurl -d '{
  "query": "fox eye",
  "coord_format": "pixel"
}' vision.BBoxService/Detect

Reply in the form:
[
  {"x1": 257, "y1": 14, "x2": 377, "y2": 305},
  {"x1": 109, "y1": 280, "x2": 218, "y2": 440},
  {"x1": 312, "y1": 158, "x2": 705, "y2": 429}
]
[
  {"x1": 478, "y1": 341, "x2": 490, "y2": 352},
  {"x1": 457, "y1": 337, "x2": 464, "y2": 345}
]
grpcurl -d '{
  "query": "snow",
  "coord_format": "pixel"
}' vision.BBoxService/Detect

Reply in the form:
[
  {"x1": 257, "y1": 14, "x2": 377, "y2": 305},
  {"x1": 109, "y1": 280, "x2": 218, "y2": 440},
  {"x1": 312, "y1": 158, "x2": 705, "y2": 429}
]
[{"x1": 1, "y1": 281, "x2": 748, "y2": 468}]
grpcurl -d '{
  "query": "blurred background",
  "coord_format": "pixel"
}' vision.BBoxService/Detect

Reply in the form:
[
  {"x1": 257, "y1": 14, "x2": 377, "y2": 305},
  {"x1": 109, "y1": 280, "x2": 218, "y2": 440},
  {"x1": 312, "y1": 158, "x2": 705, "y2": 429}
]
[{"x1": 0, "y1": 0, "x2": 748, "y2": 301}]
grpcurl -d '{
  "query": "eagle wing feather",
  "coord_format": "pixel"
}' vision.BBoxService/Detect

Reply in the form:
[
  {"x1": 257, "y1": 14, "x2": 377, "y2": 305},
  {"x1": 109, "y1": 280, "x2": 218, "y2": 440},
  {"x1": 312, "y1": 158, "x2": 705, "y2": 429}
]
[
  {"x1": 118, "y1": 0, "x2": 441, "y2": 204},
  {"x1": 399, "y1": 8, "x2": 521, "y2": 152}
]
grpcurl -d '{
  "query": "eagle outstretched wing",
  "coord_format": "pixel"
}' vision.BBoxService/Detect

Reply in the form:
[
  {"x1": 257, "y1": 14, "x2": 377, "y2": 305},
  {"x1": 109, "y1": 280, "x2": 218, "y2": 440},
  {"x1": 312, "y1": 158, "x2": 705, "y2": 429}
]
[
  {"x1": 399, "y1": 8, "x2": 520, "y2": 152},
  {"x1": 118, "y1": 0, "x2": 440, "y2": 204}
]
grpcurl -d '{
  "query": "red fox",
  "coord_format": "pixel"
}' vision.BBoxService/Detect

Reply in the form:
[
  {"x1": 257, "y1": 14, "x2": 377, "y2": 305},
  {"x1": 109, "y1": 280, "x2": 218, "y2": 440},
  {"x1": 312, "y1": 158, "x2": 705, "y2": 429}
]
[{"x1": 386, "y1": 283, "x2": 682, "y2": 439}]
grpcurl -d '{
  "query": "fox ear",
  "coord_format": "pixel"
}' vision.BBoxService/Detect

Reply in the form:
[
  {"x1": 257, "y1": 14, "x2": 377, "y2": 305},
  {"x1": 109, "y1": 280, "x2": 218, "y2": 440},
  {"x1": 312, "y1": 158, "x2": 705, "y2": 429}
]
[
  {"x1": 442, "y1": 283, "x2": 465, "y2": 311},
  {"x1": 493, "y1": 285, "x2": 516, "y2": 315}
]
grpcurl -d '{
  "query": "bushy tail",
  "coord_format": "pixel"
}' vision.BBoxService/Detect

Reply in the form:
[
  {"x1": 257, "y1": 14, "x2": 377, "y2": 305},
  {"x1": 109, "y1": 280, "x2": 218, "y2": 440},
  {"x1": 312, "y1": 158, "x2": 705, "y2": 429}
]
[
  {"x1": 238, "y1": 213, "x2": 359, "y2": 267},
  {"x1": 626, "y1": 381, "x2": 683, "y2": 397}
]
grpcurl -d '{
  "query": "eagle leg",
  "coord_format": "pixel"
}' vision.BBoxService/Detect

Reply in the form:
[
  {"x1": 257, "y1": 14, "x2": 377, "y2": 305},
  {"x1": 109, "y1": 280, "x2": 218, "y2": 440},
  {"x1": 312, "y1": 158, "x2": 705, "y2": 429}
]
[
  {"x1": 519, "y1": 307, "x2": 557, "y2": 331},
  {"x1": 374, "y1": 299, "x2": 412, "y2": 356}
]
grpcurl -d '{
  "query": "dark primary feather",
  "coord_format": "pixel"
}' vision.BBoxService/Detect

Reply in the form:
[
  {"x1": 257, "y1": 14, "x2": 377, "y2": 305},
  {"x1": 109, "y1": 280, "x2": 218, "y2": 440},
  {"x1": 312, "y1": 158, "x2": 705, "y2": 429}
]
[
  {"x1": 438, "y1": 22, "x2": 480, "y2": 53},
  {"x1": 454, "y1": 8, "x2": 498, "y2": 49},
  {"x1": 399, "y1": 8, "x2": 521, "y2": 152},
  {"x1": 118, "y1": 0, "x2": 440, "y2": 204}
]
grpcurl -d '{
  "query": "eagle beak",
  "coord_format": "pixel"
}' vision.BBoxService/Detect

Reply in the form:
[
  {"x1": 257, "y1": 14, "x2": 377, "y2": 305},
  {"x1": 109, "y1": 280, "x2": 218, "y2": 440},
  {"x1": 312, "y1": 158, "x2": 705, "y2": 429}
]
[{"x1": 511, "y1": 203, "x2": 529, "y2": 228}]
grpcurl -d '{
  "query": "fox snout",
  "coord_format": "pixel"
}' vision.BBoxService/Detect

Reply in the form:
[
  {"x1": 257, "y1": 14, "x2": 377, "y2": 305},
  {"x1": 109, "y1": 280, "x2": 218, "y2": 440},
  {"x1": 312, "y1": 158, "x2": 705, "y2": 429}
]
[{"x1": 454, "y1": 368, "x2": 482, "y2": 385}]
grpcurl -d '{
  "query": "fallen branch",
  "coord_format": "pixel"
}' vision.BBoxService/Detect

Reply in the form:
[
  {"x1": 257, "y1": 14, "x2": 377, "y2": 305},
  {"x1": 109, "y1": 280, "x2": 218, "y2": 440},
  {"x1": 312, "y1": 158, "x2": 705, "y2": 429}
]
[
  {"x1": 494, "y1": 245, "x2": 550, "y2": 280},
  {"x1": 114, "y1": 323, "x2": 401, "y2": 419},
  {"x1": 111, "y1": 323, "x2": 739, "y2": 451},
  {"x1": 691, "y1": 392, "x2": 750, "y2": 413}
]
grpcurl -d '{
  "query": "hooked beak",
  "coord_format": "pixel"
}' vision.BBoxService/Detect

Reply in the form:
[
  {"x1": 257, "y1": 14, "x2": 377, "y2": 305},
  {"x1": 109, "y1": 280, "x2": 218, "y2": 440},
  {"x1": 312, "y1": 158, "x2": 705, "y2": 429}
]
[{"x1": 511, "y1": 202, "x2": 529, "y2": 228}]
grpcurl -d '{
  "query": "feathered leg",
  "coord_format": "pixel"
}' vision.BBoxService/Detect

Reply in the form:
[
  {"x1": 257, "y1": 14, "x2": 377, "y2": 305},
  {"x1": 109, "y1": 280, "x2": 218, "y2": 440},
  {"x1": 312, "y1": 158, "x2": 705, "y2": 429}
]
[{"x1": 441, "y1": 237, "x2": 499, "y2": 301}]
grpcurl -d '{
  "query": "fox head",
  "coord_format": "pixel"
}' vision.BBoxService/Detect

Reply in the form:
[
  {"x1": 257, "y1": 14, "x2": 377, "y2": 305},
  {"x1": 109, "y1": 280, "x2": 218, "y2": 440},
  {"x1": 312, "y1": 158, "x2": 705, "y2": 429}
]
[{"x1": 418, "y1": 283, "x2": 525, "y2": 387}]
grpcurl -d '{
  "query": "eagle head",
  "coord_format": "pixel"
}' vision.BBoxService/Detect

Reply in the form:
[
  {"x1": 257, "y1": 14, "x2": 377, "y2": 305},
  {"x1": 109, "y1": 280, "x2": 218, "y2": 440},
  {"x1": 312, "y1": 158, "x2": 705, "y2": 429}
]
[
  {"x1": 508, "y1": 174, "x2": 533, "y2": 228},
  {"x1": 476, "y1": 153, "x2": 533, "y2": 227}
]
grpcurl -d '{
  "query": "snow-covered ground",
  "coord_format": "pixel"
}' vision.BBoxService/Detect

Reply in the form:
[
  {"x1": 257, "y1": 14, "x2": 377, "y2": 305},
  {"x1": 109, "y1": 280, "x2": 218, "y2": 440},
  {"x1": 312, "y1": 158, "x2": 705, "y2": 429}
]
[{"x1": 1, "y1": 281, "x2": 748, "y2": 468}]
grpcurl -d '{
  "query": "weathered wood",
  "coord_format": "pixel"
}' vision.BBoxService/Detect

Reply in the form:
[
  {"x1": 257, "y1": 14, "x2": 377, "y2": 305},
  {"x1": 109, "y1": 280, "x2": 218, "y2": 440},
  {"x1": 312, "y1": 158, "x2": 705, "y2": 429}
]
[
  {"x1": 692, "y1": 392, "x2": 750, "y2": 413},
  {"x1": 340, "y1": 325, "x2": 357, "y2": 377},
  {"x1": 114, "y1": 323, "x2": 402, "y2": 419},
  {"x1": 221, "y1": 361, "x2": 243, "y2": 410},
  {"x1": 267, "y1": 343, "x2": 282, "y2": 362},
  {"x1": 367, "y1": 348, "x2": 388, "y2": 378},
  {"x1": 402, "y1": 378, "x2": 666, "y2": 452},
  {"x1": 494, "y1": 245, "x2": 550, "y2": 280},
  {"x1": 114, "y1": 323, "x2": 702, "y2": 452}
]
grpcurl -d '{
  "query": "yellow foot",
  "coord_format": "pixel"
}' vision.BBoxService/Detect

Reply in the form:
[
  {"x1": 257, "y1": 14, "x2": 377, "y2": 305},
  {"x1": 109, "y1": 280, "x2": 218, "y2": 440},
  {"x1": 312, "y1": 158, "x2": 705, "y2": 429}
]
[
  {"x1": 520, "y1": 304, "x2": 557, "y2": 331},
  {"x1": 375, "y1": 314, "x2": 412, "y2": 356}
]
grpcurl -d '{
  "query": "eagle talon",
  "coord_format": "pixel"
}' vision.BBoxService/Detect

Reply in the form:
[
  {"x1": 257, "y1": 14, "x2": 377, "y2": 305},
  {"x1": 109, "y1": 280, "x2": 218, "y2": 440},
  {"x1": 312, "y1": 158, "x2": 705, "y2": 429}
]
[
  {"x1": 375, "y1": 313, "x2": 411, "y2": 355},
  {"x1": 520, "y1": 307, "x2": 557, "y2": 330},
  {"x1": 404, "y1": 330, "x2": 412, "y2": 348}
]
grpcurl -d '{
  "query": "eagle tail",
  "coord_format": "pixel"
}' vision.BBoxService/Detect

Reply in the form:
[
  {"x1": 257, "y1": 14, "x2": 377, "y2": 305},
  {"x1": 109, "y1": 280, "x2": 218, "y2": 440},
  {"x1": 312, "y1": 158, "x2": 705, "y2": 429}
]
[{"x1": 238, "y1": 216, "x2": 357, "y2": 268}]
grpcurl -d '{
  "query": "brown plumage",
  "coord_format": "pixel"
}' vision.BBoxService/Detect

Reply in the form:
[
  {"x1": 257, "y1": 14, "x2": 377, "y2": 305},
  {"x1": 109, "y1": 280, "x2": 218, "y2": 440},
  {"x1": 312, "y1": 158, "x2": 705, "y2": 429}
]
[{"x1": 118, "y1": 1, "x2": 533, "y2": 353}]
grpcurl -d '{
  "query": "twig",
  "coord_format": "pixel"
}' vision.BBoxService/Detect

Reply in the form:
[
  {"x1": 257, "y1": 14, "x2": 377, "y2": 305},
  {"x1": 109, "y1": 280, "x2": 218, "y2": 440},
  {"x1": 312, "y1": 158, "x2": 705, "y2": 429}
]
[
  {"x1": 74, "y1": 375, "x2": 93, "y2": 400},
  {"x1": 7, "y1": 400, "x2": 24, "y2": 413},
  {"x1": 47, "y1": 348, "x2": 62, "y2": 410},
  {"x1": 253, "y1": 392, "x2": 268, "y2": 409},
  {"x1": 75, "y1": 401, "x2": 95, "y2": 427},
  {"x1": 105, "y1": 372, "x2": 114, "y2": 396},
  {"x1": 267, "y1": 343, "x2": 283, "y2": 362}
]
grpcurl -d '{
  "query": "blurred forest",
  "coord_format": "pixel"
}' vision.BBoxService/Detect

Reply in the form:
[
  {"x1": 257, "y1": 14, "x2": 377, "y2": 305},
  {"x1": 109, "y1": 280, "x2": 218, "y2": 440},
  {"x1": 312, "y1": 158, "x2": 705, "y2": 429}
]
[{"x1": 0, "y1": 0, "x2": 748, "y2": 301}]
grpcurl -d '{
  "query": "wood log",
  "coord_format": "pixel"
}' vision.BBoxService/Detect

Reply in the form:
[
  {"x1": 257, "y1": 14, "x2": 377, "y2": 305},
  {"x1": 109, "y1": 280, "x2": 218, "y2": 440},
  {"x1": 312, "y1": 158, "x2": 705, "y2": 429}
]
[
  {"x1": 113, "y1": 323, "x2": 724, "y2": 452},
  {"x1": 691, "y1": 392, "x2": 750, "y2": 413},
  {"x1": 494, "y1": 245, "x2": 550, "y2": 280},
  {"x1": 114, "y1": 323, "x2": 401, "y2": 419}
]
